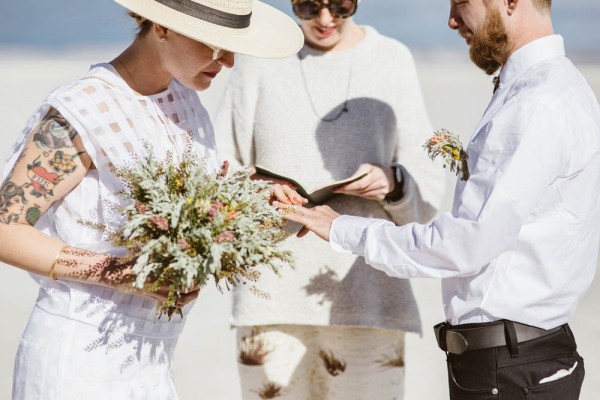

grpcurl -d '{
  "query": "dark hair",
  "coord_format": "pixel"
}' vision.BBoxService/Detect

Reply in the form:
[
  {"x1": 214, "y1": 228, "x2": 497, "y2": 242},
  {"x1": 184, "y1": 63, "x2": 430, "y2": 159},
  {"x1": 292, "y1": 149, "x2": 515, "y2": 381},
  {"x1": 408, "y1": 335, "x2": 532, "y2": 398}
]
[
  {"x1": 0, "y1": 182, "x2": 26, "y2": 213},
  {"x1": 128, "y1": 11, "x2": 153, "y2": 37}
]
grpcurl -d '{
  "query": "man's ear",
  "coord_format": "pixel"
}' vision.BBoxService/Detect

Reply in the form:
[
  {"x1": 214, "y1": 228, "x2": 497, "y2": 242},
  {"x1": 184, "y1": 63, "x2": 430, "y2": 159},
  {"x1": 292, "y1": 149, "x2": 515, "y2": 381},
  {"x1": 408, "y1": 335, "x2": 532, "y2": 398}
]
[{"x1": 506, "y1": 0, "x2": 519, "y2": 16}]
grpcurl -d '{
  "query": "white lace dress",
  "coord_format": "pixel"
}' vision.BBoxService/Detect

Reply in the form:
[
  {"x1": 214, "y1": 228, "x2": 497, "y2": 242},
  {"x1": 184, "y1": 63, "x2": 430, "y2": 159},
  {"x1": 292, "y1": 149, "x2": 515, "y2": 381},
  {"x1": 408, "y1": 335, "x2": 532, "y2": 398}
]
[{"x1": 5, "y1": 63, "x2": 218, "y2": 399}]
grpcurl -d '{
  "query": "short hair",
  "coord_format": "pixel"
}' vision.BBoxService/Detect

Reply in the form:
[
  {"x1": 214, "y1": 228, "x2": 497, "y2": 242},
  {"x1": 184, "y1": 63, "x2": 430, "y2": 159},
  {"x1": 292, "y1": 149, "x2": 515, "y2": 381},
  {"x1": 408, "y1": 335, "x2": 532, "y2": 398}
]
[
  {"x1": 485, "y1": 0, "x2": 551, "y2": 12},
  {"x1": 128, "y1": 11, "x2": 153, "y2": 37},
  {"x1": 531, "y1": 0, "x2": 551, "y2": 12}
]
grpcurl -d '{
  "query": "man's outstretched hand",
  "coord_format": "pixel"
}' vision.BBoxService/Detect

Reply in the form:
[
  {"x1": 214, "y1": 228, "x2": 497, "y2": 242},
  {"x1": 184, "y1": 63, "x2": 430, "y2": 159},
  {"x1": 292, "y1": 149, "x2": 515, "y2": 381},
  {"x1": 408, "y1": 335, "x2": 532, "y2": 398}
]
[{"x1": 277, "y1": 203, "x2": 341, "y2": 241}]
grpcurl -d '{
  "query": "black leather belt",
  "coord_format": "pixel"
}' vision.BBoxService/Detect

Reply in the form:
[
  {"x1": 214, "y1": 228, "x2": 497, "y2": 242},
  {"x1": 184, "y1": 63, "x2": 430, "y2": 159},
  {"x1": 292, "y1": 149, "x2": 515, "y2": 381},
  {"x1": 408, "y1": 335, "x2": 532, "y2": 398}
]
[{"x1": 434, "y1": 320, "x2": 564, "y2": 355}]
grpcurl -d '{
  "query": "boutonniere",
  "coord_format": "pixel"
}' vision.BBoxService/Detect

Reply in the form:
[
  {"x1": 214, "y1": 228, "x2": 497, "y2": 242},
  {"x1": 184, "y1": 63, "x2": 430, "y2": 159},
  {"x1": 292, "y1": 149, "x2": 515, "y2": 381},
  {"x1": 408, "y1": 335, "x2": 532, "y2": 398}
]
[{"x1": 423, "y1": 129, "x2": 470, "y2": 181}]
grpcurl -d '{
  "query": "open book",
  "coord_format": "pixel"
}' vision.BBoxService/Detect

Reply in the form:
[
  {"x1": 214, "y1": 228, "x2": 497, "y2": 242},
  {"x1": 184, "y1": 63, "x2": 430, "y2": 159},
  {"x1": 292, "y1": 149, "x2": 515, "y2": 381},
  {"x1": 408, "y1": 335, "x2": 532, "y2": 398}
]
[{"x1": 255, "y1": 165, "x2": 368, "y2": 204}]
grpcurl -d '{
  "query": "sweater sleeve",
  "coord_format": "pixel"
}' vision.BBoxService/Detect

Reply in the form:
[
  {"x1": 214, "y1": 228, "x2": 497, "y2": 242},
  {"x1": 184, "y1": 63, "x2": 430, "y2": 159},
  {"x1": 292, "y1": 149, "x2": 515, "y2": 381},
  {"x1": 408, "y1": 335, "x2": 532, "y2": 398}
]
[
  {"x1": 382, "y1": 45, "x2": 446, "y2": 225},
  {"x1": 213, "y1": 56, "x2": 259, "y2": 169}
]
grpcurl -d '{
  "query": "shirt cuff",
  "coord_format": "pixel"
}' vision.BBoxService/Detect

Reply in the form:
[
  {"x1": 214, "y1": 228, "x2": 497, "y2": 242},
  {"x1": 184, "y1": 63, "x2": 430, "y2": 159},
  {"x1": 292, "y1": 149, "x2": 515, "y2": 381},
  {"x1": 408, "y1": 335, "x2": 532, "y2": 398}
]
[{"x1": 329, "y1": 215, "x2": 374, "y2": 255}]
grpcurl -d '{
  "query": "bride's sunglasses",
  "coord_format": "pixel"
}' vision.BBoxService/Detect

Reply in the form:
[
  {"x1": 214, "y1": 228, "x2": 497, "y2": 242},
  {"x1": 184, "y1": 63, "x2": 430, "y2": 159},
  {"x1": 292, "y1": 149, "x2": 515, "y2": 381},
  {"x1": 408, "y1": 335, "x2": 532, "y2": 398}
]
[{"x1": 292, "y1": 0, "x2": 358, "y2": 20}]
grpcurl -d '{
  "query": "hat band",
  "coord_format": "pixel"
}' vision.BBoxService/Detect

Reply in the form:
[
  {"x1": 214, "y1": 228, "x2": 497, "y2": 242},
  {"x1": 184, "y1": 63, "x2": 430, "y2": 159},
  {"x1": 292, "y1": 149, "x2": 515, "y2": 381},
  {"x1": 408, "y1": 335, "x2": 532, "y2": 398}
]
[{"x1": 155, "y1": 0, "x2": 252, "y2": 29}]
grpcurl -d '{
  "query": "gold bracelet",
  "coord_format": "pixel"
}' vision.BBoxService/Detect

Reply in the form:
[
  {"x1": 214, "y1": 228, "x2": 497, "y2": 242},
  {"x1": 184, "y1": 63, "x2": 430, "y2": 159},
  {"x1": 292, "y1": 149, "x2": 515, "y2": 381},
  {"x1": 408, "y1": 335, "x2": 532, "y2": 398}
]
[{"x1": 49, "y1": 246, "x2": 69, "y2": 280}]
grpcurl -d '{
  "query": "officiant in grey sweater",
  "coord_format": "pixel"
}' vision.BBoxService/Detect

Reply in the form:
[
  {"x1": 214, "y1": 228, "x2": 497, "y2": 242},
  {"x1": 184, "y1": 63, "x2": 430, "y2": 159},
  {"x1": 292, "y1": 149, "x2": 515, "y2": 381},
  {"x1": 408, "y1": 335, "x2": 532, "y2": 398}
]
[{"x1": 214, "y1": 0, "x2": 445, "y2": 398}]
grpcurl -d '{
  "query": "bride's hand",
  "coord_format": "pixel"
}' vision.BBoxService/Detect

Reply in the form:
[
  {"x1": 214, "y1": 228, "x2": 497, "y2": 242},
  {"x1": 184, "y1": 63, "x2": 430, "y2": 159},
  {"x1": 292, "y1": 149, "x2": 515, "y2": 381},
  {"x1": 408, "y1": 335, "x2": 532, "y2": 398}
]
[
  {"x1": 251, "y1": 172, "x2": 297, "y2": 189},
  {"x1": 270, "y1": 183, "x2": 307, "y2": 207},
  {"x1": 51, "y1": 247, "x2": 200, "y2": 305},
  {"x1": 110, "y1": 259, "x2": 200, "y2": 306},
  {"x1": 249, "y1": 172, "x2": 307, "y2": 207},
  {"x1": 134, "y1": 283, "x2": 200, "y2": 307}
]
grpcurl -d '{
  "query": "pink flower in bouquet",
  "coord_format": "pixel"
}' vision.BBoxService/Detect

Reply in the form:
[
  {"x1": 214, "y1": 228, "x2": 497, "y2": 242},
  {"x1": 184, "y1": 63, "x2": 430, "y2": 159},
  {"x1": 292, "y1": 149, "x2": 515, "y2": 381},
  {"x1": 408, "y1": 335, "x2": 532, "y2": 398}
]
[
  {"x1": 135, "y1": 202, "x2": 148, "y2": 214},
  {"x1": 98, "y1": 141, "x2": 295, "y2": 319},
  {"x1": 208, "y1": 199, "x2": 223, "y2": 217},
  {"x1": 149, "y1": 215, "x2": 170, "y2": 231},
  {"x1": 178, "y1": 238, "x2": 191, "y2": 250},
  {"x1": 214, "y1": 231, "x2": 236, "y2": 243},
  {"x1": 217, "y1": 160, "x2": 229, "y2": 179}
]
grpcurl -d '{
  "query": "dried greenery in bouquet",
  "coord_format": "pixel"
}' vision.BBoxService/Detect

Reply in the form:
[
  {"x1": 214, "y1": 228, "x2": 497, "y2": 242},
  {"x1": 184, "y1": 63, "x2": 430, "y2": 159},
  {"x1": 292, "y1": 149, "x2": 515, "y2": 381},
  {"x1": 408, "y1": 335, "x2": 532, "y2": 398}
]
[
  {"x1": 100, "y1": 142, "x2": 294, "y2": 318},
  {"x1": 423, "y1": 128, "x2": 470, "y2": 181}
]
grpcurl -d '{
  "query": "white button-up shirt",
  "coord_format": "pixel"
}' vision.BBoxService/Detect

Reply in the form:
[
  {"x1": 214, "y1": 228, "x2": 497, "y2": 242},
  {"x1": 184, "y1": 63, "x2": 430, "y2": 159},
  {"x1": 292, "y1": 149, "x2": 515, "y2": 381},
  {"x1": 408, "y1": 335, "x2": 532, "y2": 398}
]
[{"x1": 330, "y1": 35, "x2": 600, "y2": 329}]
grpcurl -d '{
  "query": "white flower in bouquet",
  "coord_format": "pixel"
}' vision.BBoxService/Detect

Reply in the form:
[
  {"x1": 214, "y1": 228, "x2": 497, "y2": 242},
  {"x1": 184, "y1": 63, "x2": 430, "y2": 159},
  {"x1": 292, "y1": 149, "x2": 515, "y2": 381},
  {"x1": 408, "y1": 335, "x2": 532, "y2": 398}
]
[{"x1": 96, "y1": 142, "x2": 294, "y2": 318}]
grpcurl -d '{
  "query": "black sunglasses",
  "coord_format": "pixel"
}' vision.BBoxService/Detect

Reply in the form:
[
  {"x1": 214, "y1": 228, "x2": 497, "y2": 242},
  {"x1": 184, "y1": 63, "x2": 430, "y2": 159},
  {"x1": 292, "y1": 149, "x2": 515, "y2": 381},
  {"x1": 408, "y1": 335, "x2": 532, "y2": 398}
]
[{"x1": 292, "y1": 0, "x2": 358, "y2": 20}]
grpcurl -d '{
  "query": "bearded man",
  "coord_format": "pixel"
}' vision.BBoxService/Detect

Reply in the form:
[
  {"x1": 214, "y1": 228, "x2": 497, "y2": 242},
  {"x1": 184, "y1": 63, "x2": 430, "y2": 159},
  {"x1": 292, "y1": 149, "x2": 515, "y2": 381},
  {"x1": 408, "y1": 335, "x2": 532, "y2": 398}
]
[{"x1": 284, "y1": 0, "x2": 600, "y2": 398}]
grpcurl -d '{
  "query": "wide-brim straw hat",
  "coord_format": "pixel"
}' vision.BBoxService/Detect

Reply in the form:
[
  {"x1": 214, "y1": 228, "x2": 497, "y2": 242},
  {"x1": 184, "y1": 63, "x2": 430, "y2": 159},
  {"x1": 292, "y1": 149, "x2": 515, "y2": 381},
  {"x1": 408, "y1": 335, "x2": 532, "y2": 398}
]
[{"x1": 113, "y1": 0, "x2": 304, "y2": 58}]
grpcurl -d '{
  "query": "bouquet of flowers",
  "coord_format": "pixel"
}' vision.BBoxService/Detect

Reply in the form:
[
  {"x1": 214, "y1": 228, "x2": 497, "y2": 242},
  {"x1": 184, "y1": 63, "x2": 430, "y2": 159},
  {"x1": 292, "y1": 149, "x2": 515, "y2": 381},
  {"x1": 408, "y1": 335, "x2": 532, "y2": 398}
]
[
  {"x1": 101, "y1": 142, "x2": 294, "y2": 318},
  {"x1": 423, "y1": 128, "x2": 470, "y2": 181}
]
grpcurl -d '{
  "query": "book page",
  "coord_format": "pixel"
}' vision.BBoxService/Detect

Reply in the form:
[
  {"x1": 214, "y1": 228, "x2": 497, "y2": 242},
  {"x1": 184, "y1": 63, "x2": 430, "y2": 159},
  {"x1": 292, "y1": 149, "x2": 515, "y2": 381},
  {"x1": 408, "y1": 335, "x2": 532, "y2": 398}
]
[{"x1": 255, "y1": 165, "x2": 368, "y2": 204}]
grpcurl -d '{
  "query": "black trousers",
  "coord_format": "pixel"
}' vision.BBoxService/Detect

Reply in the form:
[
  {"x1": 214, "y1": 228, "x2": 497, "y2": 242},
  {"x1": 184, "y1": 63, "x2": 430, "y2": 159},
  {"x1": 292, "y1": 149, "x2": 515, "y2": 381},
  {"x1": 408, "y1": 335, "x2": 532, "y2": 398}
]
[{"x1": 445, "y1": 324, "x2": 584, "y2": 400}]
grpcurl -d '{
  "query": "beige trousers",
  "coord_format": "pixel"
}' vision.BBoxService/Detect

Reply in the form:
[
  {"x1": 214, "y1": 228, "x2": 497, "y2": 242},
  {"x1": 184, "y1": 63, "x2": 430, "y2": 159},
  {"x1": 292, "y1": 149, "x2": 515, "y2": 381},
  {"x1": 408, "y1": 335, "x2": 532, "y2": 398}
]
[{"x1": 236, "y1": 325, "x2": 406, "y2": 400}]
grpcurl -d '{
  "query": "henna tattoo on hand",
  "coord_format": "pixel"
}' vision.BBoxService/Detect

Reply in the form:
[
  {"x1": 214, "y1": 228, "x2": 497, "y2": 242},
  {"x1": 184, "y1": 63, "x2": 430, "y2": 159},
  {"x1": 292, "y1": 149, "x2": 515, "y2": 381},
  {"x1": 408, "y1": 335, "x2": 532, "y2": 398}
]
[
  {"x1": 55, "y1": 247, "x2": 136, "y2": 288},
  {"x1": 54, "y1": 247, "x2": 195, "y2": 309}
]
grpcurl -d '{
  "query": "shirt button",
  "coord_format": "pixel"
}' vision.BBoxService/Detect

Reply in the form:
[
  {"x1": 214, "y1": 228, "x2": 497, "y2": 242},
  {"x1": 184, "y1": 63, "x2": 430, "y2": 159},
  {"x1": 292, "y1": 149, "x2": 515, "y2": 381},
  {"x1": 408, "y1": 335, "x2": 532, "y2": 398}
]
[{"x1": 492, "y1": 388, "x2": 499, "y2": 395}]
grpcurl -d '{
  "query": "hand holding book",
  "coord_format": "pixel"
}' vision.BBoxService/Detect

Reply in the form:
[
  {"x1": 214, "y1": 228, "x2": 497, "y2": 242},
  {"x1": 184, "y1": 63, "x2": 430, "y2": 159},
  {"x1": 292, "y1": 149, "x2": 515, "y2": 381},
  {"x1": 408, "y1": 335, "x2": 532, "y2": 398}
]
[{"x1": 333, "y1": 163, "x2": 399, "y2": 202}]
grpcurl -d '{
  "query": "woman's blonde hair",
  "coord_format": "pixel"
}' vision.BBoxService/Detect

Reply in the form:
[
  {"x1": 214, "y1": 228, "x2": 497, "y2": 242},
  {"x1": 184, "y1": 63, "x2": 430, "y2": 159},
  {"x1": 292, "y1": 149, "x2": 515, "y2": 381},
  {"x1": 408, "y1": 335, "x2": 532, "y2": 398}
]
[{"x1": 128, "y1": 11, "x2": 153, "y2": 36}]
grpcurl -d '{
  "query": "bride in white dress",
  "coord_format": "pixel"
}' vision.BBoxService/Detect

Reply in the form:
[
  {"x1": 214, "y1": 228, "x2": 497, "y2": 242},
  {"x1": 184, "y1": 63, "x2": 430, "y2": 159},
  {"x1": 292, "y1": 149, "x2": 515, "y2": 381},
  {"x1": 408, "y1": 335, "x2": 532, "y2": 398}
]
[{"x1": 0, "y1": 1, "x2": 302, "y2": 398}]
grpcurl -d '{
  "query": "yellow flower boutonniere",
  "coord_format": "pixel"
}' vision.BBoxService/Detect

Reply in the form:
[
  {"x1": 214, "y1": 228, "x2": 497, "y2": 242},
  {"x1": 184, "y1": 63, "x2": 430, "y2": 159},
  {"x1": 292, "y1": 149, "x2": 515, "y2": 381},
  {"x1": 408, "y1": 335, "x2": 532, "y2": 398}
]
[{"x1": 423, "y1": 129, "x2": 470, "y2": 181}]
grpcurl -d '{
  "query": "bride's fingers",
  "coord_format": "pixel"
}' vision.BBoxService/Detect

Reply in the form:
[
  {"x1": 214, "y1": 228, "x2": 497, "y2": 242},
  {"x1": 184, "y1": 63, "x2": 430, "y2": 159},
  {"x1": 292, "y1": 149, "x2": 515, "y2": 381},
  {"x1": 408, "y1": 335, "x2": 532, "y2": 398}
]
[
  {"x1": 282, "y1": 185, "x2": 307, "y2": 205},
  {"x1": 251, "y1": 173, "x2": 297, "y2": 189},
  {"x1": 129, "y1": 287, "x2": 169, "y2": 303},
  {"x1": 272, "y1": 184, "x2": 306, "y2": 205},
  {"x1": 179, "y1": 284, "x2": 200, "y2": 294},
  {"x1": 175, "y1": 288, "x2": 201, "y2": 307},
  {"x1": 271, "y1": 184, "x2": 292, "y2": 204},
  {"x1": 142, "y1": 287, "x2": 199, "y2": 306}
]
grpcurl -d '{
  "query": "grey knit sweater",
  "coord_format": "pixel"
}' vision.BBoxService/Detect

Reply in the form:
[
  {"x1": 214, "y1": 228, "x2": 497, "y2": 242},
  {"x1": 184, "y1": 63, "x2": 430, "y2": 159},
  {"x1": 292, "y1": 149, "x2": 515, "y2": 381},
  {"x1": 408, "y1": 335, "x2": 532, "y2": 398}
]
[{"x1": 214, "y1": 26, "x2": 445, "y2": 333}]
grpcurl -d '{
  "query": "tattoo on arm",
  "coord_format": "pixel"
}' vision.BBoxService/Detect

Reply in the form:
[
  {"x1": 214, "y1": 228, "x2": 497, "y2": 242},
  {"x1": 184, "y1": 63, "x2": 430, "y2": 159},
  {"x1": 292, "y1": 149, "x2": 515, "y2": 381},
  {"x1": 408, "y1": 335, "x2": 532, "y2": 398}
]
[
  {"x1": 0, "y1": 181, "x2": 26, "y2": 224},
  {"x1": 25, "y1": 156, "x2": 64, "y2": 199},
  {"x1": 0, "y1": 180, "x2": 43, "y2": 226},
  {"x1": 56, "y1": 247, "x2": 135, "y2": 287},
  {"x1": 33, "y1": 108, "x2": 79, "y2": 151},
  {"x1": 49, "y1": 151, "x2": 86, "y2": 175},
  {"x1": 1, "y1": 108, "x2": 92, "y2": 226}
]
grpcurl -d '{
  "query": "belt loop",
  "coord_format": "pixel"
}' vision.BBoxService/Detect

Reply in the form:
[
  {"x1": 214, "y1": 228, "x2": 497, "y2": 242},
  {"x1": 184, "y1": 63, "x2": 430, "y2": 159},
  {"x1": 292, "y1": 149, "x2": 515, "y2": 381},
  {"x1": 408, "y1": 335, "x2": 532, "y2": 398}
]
[
  {"x1": 504, "y1": 320, "x2": 519, "y2": 358},
  {"x1": 434, "y1": 322, "x2": 448, "y2": 352},
  {"x1": 563, "y1": 323, "x2": 574, "y2": 339}
]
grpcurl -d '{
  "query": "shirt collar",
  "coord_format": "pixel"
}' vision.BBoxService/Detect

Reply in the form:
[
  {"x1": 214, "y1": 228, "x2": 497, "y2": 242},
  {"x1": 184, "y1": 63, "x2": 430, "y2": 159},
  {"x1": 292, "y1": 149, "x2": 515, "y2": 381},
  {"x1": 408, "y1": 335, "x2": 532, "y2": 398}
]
[{"x1": 499, "y1": 34, "x2": 566, "y2": 86}]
